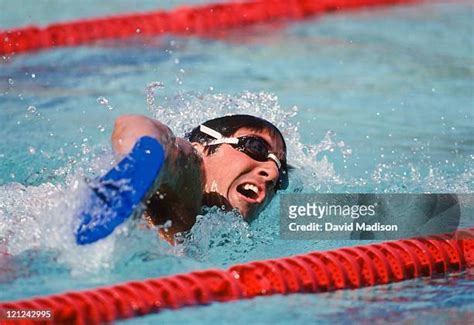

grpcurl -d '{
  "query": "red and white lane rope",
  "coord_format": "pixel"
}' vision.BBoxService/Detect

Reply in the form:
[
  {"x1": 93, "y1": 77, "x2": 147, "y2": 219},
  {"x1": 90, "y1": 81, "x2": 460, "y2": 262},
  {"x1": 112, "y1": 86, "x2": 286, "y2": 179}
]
[
  {"x1": 1, "y1": 0, "x2": 419, "y2": 55},
  {"x1": 1, "y1": 228, "x2": 472, "y2": 324}
]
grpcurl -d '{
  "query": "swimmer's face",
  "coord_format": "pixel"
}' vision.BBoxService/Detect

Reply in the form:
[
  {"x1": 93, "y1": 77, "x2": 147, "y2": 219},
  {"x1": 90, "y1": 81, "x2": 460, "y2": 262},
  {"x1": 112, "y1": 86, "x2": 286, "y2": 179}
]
[{"x1": 197, "y1": 128, "x2": 285, "y2": 220}]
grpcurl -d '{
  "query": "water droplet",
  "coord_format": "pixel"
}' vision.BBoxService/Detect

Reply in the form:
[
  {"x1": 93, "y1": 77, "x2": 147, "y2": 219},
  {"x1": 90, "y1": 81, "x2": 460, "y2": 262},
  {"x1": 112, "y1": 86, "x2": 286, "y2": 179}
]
[
  {"x1": 97, "y1": 96, "x2": 108, "y2": 105},
  {"x1": 97, "y1": 124, "x2": 105, "y2": 132},
  {"x1": 97, "y1": 96, "x2": 113, "y2": 110},
  {"x1": 27, "y1": 105, "x2": 37, "y2": 114},
  {"x1": 146, "y1": 82, "x2": 164, "y2": 112},
  {"x1": 136, "y1": 28, "x2": 141, "y2": 33},
  {"x1": 174, "y1": 58, "x2": 180, "y2": 64},
  {"x1": 163, "y1": 220, "x2": 172, "y2": 229},
  {"x1": 209, "y1": 86, "x2": 214, "y2": 91},
  {"x1": 28, "y1": 146, "x2": 36, "y2": 154},
  {"x1": 31, "y1": 73, "x2": 36, "y2": 78},
  {"x1": 8, "y1": 78, "x2": 14, "y2": 85}
]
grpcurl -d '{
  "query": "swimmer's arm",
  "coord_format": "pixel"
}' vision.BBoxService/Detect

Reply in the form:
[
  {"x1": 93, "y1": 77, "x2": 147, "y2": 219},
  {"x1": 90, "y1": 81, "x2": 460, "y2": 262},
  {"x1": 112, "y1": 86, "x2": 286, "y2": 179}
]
[
  {"x1": 112, "y1": 114, "x2": 174, "y2": 155},
  {"x1": 111, "y1": 114, "x2": 204, "y2": 212}
]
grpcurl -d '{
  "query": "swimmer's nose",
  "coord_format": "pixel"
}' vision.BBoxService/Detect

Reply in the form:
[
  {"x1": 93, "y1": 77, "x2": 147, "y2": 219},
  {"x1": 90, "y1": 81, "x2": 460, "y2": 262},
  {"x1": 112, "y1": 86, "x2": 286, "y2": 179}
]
[{"x1": 256, "y1": 160, "x2": 280, "y2": 185}]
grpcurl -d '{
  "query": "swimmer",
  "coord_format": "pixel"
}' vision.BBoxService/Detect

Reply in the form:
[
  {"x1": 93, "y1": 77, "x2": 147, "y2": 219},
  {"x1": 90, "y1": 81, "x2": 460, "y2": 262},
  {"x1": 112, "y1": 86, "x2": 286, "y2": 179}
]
[{"x1": 111, "y1": 114, "x2": 289, "y2": 243}]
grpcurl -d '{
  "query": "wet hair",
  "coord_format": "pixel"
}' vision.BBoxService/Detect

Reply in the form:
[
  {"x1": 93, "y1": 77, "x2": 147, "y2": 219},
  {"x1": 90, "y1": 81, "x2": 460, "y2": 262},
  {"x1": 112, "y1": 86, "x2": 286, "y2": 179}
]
[{"x1": 185, "y1": 114, "x2": 289, "y2": 190}]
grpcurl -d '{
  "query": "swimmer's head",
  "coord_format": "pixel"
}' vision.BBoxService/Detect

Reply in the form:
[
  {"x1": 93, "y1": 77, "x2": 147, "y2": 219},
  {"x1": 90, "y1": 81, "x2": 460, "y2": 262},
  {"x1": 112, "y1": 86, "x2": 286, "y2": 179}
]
[{"x1": 186, "y1": 114, "x2": 288, "y2": 220}]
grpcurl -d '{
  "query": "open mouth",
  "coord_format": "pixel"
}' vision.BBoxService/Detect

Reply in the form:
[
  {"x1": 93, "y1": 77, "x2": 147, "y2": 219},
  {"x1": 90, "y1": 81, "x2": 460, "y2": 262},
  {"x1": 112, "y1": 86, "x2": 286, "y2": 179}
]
[{"x1": 236, "y1": 183, "x2": 262, "y2": 202}]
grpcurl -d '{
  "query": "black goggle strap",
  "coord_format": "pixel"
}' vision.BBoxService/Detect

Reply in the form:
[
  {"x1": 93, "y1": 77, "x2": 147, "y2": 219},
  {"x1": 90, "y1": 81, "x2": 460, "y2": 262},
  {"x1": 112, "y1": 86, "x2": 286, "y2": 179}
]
[{"x1": 199, "y1": 124, "x2": 282, "y2": 170}]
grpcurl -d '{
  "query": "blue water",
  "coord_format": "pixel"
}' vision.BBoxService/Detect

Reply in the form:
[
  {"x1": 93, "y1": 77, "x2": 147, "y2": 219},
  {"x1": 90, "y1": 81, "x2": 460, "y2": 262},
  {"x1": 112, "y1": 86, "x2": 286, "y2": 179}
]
[{"x1": 1, "y1": 1, "x2": 473, "y2": 324}]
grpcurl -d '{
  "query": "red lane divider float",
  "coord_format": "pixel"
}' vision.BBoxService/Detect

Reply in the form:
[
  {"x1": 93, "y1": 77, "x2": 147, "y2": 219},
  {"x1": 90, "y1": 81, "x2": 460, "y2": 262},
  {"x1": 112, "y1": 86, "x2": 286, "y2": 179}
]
[
  {"x1": 1, "y1": 229, "x2": 473, "y2": 324},
  {"x1": 0, "y1": 0, "x2": 420, "y2": 55}
]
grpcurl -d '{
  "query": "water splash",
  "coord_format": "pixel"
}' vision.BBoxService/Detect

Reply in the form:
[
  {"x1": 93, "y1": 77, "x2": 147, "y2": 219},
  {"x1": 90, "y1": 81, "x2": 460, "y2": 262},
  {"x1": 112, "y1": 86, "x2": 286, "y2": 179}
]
[
  {"x1": 0, "y1": 148, "x2": 125, "y2": 275},
  {"x1": 146, "y1": 86, "x2": 349, "y2": 192},
  {"x1": 369, "y1": 161, "x2": 474, "y2": 193},
  {"x1": 2, "y1": 86, "x2": 471, "y2": 281},
  {"x1": 176, "y1": 207, "x2": 256, "y2": 266},
  {"x1": 146, "y1": 82, "x2": 164, "y2": 113}
]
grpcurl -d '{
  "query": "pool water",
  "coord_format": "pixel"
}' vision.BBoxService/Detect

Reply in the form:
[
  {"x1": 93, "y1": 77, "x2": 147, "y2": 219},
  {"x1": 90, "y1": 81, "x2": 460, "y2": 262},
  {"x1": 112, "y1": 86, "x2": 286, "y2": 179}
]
[{"x1": 1, "y1": 1, "x2": 473, "y2": 324}]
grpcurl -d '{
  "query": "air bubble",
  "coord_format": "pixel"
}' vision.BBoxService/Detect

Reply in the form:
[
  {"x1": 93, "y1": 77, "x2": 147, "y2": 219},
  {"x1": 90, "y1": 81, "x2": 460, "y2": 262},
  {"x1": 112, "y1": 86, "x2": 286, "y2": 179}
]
[
  {"x1": 8, "y1": 78, "x2": 14, "y2": 85},
  {"x1": 28, "y1": 146, "x2": 36, "y2": 154}
]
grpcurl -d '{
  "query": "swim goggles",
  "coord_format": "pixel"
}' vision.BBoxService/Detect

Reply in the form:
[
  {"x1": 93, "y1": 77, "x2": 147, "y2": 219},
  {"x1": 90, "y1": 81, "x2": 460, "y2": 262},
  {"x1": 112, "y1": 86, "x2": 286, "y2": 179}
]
[{"x1": 199, "y1": 124, "x2": 288, "y2": 190}]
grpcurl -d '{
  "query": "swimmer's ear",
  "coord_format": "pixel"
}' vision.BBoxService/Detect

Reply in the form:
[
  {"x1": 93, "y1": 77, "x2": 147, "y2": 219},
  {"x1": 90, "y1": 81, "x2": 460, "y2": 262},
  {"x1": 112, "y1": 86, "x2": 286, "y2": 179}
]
[{"x1": 192, "y1": 142, "x2": 205, "y2": 155}]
